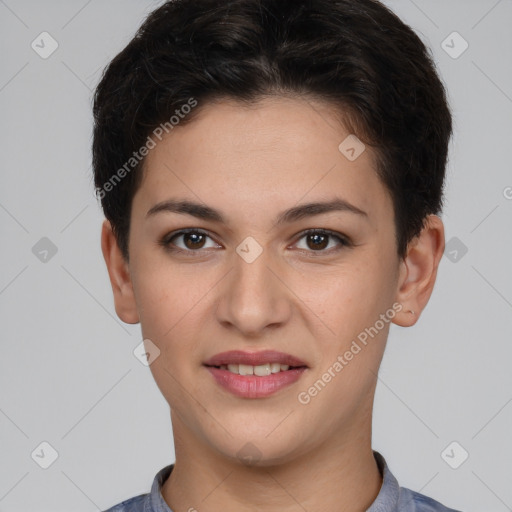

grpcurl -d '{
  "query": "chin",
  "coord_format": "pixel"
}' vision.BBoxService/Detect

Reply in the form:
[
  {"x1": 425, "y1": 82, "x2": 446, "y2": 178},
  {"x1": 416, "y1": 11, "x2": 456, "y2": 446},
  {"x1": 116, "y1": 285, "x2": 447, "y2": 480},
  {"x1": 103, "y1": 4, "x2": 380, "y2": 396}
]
[{"x1": 202, "y1": 424, "x2": 312, "y2": 468}]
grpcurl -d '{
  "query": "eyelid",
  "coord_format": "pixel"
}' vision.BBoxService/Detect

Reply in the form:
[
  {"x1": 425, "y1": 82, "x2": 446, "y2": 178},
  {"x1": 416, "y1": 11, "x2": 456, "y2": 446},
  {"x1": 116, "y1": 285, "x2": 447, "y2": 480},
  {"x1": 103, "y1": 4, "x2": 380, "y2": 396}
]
[{"x1": 293, "y1": 228, "x2": 350, "y2": 244}]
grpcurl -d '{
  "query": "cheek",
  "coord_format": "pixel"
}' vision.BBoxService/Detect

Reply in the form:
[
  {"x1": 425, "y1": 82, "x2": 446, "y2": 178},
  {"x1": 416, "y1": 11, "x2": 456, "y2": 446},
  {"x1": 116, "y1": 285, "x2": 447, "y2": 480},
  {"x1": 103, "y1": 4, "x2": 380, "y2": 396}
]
[
  {"x1": 132, "y1": 256, "x2": 205, "y2": 333},
  {"x1": 134, "y1": 267, "x2": 206, "y2": 408},
  {"x1": 296, "y1": 256, "x2": 396, "y2": 358},
  {"x1": 296, "y1": 264, "x2": 380, "y2": 329},
  {"x1": 131, "y1": 260, "x2": 215, "y2": 377}
]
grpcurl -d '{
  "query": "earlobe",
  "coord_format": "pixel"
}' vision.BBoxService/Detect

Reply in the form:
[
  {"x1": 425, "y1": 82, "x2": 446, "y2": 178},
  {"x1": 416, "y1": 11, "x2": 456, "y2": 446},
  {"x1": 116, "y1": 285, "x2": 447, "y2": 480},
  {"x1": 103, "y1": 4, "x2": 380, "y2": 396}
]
[
  {"x1": 100, "y1": 219, "x2": 140, "y2": 324},
  {"x1": 392, "y1": 214, "x2": 445, "y2": 327}
]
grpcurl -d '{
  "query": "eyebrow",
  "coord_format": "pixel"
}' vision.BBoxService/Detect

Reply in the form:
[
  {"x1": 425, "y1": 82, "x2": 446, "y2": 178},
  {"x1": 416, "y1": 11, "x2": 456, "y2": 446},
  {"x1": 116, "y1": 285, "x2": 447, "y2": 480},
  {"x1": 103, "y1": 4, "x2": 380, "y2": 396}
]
[{"x1": 146, "y1": 196, "x2": 368, "y2": 225}]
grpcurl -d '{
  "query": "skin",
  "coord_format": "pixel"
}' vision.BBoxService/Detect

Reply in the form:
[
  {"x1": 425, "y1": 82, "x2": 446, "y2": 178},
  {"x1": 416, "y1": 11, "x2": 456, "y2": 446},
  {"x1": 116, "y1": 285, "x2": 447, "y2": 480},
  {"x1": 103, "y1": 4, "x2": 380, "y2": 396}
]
[{"x1": 101, "y1": 96, "x2": 445, "y2": 512}]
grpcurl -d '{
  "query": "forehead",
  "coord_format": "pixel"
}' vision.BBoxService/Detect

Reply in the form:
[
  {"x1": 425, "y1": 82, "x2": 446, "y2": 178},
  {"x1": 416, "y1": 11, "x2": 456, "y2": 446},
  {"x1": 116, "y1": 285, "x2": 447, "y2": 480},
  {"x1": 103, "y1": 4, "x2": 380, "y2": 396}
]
[{"x1": 133, "y1": 96, "x2": 392, "y2": 227}]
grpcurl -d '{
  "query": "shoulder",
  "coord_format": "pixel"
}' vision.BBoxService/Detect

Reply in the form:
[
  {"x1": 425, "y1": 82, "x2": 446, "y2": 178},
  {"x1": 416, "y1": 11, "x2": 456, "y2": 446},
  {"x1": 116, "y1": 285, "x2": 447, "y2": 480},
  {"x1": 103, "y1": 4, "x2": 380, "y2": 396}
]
[
  {"x1": 102, "y1": 493, "x2": 149, "y2": 512},
  {"x1": 399, "y1": 486, "x2": 463, "y2": 512},
  {"x1": 371, "y1": 450, "x2": 463, "y2": 512},
  {"x1": 101, "y1": 464, "x2": 174, "y2": 512}
]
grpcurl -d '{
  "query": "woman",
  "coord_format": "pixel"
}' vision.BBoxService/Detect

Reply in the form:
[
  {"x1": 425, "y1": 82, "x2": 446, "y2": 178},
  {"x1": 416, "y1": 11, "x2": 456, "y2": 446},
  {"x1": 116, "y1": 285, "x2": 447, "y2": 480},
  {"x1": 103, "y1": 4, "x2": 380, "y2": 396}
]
[{"x1": 94, "y1": 0, "x2": 460, "y2": 510}]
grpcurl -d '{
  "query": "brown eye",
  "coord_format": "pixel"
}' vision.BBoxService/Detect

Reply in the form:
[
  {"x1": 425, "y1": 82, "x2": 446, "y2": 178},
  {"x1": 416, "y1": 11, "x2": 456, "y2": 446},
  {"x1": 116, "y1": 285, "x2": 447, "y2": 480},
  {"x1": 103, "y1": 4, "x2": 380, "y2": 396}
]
[
  {"x1": 161, "y1": 229, "x2": 220, "y2": 253},
  {"x1": 294, "y1": 229, "x2": 350, "y2": 253},
  {"x1": 180, "y1": 232, "x2": 206, "y2": 250},
  {"x1": 305, "y1": 232, "x2": 329, "y2": 250}
]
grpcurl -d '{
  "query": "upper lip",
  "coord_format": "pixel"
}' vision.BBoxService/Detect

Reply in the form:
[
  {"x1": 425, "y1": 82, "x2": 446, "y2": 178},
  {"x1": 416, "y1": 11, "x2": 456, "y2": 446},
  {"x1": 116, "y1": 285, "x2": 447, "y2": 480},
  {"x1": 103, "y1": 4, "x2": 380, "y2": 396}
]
[{"x1": 204, "y1": 350, "x2": 308, "y2": 368}]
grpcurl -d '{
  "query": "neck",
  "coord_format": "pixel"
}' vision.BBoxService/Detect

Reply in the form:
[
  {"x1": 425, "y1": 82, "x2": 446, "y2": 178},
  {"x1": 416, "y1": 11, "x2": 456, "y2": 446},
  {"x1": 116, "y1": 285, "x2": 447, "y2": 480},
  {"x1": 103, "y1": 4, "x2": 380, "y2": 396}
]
[{"x1": 162, "y1": 413, "x2": 382, "y2": 512}]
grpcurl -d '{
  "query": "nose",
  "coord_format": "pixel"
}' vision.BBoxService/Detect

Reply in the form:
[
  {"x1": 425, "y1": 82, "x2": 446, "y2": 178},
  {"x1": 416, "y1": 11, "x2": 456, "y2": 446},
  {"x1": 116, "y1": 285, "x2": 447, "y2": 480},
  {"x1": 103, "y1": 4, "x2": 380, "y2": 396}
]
[{"x1": 215, "y1": 243, "x2": 292, "y2": 337}]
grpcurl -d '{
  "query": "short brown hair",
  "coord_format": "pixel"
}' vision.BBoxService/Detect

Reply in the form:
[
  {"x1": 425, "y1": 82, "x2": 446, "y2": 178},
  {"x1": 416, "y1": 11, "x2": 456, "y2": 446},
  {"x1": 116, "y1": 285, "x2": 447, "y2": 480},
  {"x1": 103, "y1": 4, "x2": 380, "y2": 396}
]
[{"x1": 92, "y1": 0, "x2": 453, "y2": 261}]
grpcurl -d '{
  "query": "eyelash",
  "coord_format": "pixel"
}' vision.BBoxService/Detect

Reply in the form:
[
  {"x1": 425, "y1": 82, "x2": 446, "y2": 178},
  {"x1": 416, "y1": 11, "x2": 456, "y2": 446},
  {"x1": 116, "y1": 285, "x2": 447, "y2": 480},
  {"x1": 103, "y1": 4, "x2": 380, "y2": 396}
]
[{"x1": 159, "y1": 228, "x2": 352, "y2": 257}]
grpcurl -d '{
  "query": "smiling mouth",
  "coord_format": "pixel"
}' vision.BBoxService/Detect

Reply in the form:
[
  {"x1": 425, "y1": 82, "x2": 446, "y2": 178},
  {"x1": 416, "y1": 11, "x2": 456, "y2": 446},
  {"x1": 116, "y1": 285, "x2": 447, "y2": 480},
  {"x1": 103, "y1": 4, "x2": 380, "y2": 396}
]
[{"x1": 203, "y1": 350, "x2": 309, "y2": 398}]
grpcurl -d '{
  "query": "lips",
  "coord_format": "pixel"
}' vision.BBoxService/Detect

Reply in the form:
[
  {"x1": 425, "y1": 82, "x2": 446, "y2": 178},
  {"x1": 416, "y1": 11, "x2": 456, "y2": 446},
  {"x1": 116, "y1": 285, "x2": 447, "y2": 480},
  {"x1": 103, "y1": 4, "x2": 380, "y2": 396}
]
[
  {"x1": 203, "y1": 350, "x2": 308, "y2": 368},
  {"x1": 203, "y1": 350, "x2": 308, "y2": 398}
]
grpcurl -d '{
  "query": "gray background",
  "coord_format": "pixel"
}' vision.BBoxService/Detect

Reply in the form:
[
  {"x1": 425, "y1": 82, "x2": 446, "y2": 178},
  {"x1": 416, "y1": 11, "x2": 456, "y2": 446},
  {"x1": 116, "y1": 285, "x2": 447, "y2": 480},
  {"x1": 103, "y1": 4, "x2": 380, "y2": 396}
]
[{"x1": 1, "y1": 0, "x2": 511, "y2": 510}]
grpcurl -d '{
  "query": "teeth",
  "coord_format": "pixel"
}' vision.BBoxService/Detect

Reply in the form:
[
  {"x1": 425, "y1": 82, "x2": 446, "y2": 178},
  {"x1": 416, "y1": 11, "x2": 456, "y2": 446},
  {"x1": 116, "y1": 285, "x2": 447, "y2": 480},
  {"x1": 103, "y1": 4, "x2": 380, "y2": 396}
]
[
  {"x1": 254, "y1": 363, "x2": 271, "y2": 376},
  {"x1": 221, "y1": 363, "x2": 294, "y2": 376},
  {"x1": 238, "y1": 364, "x2": 254, "y2": 376},
  {"x1": 270, "y1": 363, "x2": 281, "y2": 373}
]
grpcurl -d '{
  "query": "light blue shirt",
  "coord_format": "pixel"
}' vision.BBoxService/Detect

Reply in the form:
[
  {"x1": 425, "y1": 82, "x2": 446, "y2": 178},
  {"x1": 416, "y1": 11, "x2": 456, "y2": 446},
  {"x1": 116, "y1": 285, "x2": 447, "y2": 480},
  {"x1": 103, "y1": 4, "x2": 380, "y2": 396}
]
[{"x1": 103, "y1": 450, "x2": 462, "y2": 511}]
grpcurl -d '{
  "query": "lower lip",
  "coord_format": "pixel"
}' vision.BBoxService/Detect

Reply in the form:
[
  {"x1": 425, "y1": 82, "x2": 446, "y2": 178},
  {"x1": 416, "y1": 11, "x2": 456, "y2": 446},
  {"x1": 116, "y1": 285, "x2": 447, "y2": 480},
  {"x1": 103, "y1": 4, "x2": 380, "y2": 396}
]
[{"x1": 205, "y1": 366, "x2": 307, "y2": 398}]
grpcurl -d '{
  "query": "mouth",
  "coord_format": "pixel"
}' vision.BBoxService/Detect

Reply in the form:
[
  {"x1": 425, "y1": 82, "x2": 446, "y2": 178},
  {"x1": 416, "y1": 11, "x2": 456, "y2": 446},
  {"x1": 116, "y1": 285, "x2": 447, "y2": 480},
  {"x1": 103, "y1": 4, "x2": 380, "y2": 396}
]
[{"x1": 203, "y1": 350, "x2": 308, "y2": 398}]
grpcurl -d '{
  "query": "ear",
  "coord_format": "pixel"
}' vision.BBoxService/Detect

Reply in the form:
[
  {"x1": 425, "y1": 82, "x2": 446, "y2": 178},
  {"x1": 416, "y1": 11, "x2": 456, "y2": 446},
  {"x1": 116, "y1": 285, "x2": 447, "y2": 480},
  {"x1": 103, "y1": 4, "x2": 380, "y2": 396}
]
[
  {"x1": 392, "y1": 214, "x2": 445, "y2": 327},
  {"x1": 100, "y1": 219, "x2": 140, "y2": 324}
]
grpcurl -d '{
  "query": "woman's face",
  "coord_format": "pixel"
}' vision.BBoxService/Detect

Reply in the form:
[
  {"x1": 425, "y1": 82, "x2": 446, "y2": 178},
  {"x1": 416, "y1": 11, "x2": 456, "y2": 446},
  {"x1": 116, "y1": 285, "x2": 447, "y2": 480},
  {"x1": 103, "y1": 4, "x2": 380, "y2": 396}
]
[{"x1": 121, "y1": 96, "x2": 406, "y2": 464}]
